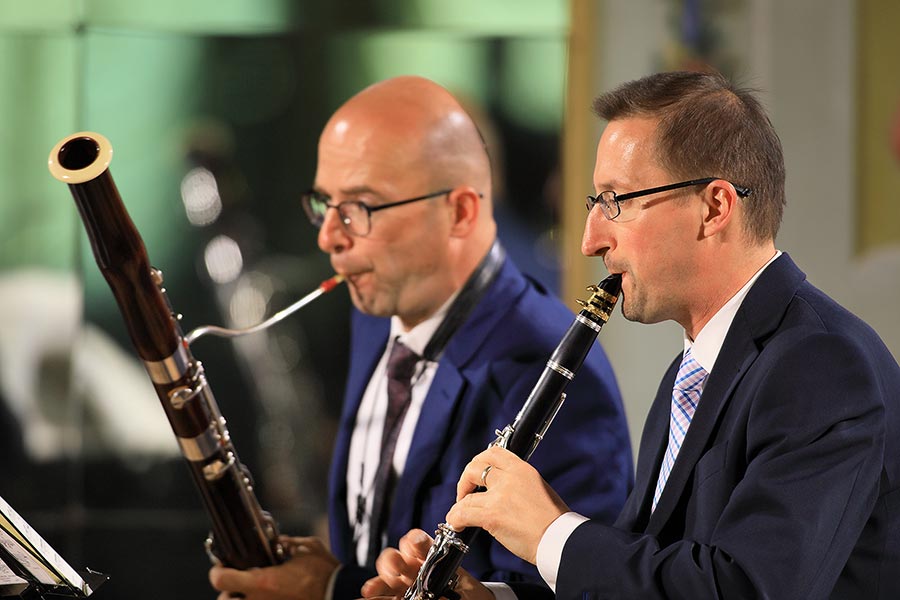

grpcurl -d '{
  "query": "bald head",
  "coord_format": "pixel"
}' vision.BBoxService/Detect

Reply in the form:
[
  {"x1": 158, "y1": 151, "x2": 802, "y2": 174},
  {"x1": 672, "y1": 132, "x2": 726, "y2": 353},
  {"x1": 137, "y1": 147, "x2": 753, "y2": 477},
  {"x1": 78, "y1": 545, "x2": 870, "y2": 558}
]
[
  {"x1": 322, "y1": 76, "x2": 493, "y2": 201},
  {"x1": 313, "y1": 77, "x2": 499, "y2": 327}
]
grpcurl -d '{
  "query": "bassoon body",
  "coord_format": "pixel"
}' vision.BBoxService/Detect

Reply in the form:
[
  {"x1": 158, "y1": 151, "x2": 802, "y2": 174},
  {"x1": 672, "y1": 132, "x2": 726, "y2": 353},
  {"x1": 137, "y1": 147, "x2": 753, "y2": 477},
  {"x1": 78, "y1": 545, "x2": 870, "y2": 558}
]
[
  {"x1": 48, "y1": 131, "x2": 293, "y2": 569},
  {"x1": 404, "y1": 273, "x2": 622, "y2": 600}
]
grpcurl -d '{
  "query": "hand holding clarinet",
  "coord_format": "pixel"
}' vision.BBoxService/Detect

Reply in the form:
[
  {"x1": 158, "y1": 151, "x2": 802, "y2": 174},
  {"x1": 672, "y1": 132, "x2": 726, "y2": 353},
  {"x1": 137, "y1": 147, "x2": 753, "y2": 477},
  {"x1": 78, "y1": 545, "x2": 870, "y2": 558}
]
[{"x1": 363, "y1": 446, "x2": 572, "y2": 600}]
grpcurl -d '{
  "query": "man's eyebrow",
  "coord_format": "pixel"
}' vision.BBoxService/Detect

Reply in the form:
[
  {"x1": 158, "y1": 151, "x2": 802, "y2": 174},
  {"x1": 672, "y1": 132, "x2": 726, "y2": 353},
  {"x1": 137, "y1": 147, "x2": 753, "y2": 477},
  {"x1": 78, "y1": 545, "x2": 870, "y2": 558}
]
[
  {"x1": 593, "y1": 180, "x2": 620, "y2": 192},
  {"x1": 340, "y1": 185, "x2": 381, "y2": 197},
  {"x1": 315, "y1": 185, "x2": 384, "y2": 199}
]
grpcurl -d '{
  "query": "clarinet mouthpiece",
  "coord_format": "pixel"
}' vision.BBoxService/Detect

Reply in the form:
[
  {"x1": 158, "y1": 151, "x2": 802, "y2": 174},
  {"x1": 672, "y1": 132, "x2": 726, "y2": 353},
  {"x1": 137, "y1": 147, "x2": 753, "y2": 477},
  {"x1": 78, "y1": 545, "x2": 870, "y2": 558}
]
[{"x1": 597, "y1": 272, "x2": 623, "y2": 296}]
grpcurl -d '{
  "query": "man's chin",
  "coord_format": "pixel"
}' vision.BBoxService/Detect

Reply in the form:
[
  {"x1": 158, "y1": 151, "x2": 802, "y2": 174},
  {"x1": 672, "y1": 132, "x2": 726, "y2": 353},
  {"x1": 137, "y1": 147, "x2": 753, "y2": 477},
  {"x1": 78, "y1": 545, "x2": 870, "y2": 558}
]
[
  {"x1": 621, "y1": 304, "x2": 641, "y2": 323},
  {"x1": 349, "y1": 292, "x2": 391, "y2": 319},
  {"x1": 621, "y1": 303, "x2": 668, "y2": 326},
  {"x1": 620, "y1": 301, "x2": 646, "y2": 324}
]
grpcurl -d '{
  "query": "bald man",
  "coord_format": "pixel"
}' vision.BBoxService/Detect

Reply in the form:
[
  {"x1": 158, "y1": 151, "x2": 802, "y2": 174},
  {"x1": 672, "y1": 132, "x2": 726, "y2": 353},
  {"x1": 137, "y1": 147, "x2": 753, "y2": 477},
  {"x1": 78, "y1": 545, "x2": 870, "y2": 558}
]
[{"x1": 209, "y1": 76, "x2": 632, "y2": 600}]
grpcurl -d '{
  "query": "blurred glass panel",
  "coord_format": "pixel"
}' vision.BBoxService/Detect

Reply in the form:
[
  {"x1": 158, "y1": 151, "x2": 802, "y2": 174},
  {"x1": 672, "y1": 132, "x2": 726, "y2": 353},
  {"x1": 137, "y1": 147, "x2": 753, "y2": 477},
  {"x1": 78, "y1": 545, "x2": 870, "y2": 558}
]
[{"x1": 0, "y1": 34, "x2": 78, "y2": 270}]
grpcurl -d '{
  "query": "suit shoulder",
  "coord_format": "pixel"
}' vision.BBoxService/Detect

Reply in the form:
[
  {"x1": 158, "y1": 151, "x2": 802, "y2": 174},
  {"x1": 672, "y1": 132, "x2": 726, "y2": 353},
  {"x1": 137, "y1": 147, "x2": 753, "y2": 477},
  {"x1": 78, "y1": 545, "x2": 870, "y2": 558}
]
[
  {"x1": 787, "y1": 282, "x2": 892, "y2": 356},
  {"x1": 753, "y1": 282, "x2": 900, "y2": 417}
]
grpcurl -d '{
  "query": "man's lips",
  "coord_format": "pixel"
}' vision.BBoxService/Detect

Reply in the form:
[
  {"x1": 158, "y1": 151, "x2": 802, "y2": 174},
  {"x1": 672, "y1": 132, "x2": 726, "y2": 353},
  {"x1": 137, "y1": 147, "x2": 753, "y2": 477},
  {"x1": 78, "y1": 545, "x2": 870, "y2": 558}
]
[
  {"x1": 333, "y1": 270, "x2": 369, "y2": 287},
  {"x1": 604, "y1": 263, "x2": 624, "y2": 276}
]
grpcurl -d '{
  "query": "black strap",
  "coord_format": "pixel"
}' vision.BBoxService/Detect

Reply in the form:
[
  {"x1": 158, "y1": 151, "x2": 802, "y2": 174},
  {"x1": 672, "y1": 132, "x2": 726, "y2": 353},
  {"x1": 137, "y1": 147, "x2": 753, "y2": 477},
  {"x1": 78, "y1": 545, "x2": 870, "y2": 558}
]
[{"x1": 422, "y1": 240, "x2": 506, "y2": 361}]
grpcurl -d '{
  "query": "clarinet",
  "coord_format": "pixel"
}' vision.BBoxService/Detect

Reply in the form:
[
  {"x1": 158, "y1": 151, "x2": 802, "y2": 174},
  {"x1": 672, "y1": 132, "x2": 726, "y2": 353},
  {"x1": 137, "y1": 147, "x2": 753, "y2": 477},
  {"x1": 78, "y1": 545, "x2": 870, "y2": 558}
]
[
  {"x1": 404, "y1": 273, "x2": 622, "y2": 600},
  {"x1": 47, "y1": 131, "x2": 340, "y2": 569}
]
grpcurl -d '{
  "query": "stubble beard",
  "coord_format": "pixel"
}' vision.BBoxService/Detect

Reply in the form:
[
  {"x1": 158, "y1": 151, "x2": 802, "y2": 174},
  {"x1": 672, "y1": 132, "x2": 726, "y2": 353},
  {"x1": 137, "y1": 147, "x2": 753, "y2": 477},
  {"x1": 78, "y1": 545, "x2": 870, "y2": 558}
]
[
  {"x1": 620, "y1": 294, "x2": 643, "y2": 323},
  {"x1": 619, "y1": 280, "x2": 665, "y2": 325}
]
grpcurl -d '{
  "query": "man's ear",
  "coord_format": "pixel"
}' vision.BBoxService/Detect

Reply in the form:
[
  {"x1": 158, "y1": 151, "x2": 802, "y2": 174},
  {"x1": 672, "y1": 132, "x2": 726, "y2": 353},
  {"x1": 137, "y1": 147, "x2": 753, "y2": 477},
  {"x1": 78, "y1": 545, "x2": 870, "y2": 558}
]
[
  {"x1": 447, "y1": 187, "x2": 481, "y2": 237},
  {"x1": 700, "y1": 180, "x2": 740, "y2": 238}
]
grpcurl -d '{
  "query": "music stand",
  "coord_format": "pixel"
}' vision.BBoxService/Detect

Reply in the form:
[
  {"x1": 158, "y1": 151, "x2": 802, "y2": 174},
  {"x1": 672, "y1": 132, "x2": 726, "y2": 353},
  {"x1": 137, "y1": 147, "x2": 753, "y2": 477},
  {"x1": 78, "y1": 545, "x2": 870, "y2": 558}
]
[{"x1": 0, "y1": 496, "x2": 106, "y2": 598}]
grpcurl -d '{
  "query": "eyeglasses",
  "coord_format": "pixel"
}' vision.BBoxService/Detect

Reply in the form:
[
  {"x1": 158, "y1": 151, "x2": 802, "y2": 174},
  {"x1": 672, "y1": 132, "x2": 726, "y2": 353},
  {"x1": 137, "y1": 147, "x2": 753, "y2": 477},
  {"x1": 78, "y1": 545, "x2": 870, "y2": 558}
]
[
  {"x1": 586, "y1": 177, "x2": 752, "y2": 221},
  {"x1": 301, "y1": 188, "x2": 452, "y2": 237}
]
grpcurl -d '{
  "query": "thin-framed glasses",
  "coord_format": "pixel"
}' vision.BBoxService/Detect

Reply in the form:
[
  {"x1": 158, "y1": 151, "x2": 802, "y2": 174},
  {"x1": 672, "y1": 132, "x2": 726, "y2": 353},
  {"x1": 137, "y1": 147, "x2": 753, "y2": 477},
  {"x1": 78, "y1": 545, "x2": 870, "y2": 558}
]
[
  {"x1": 301, "y1": 188, "x2": 452, "y2": 236},
  {"x1": 586, "y1": 177, "x2": 752, "y2": 221}
]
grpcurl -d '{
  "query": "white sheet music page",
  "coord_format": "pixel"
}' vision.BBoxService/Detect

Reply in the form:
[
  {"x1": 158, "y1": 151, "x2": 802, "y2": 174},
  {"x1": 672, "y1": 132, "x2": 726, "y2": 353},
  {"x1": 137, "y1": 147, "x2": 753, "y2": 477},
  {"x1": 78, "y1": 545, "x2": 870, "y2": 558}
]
[
  {"x1": 0, "y1": 558, "x2": 29, "y2": 595},
  {"x1": 0, "y1": 494, "x2": 91, "y2": 594}
]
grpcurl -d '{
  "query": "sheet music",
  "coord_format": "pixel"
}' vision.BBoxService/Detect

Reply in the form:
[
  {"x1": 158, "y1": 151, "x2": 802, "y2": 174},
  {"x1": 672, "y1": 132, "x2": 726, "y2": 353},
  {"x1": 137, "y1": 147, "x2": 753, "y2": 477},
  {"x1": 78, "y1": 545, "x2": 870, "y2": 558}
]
[
  {"x1": 0, "y1": 495, "x2": 91, "y2": 594},
  {"x1": 0, "y1": 524, "x2": 57, "y2": 586},
  {"x1": 0, "y1": 559, "x2": 29, "y2": 595}
]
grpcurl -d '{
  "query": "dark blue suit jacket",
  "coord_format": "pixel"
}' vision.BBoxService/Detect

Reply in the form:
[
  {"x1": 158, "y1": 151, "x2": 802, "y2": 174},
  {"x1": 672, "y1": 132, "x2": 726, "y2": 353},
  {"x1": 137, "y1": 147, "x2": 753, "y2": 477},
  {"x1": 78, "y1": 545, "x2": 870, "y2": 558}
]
[
  {"x1": 557, "y1": 254, "x2": 900, "y2": 599},
  {"x1": 328, "y1": 257, "x2": 632, "y2": 598}
]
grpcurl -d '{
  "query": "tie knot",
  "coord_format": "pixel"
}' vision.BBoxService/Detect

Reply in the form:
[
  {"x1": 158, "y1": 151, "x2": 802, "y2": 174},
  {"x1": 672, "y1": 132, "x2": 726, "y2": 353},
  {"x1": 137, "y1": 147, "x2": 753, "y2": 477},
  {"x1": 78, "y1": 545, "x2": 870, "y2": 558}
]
[
  {"x1": 387, "y1": 340, "x2": 420, "y2": 383},
  {"x1": 674, "y1": 350, "x2": 708, "y2": 392}
]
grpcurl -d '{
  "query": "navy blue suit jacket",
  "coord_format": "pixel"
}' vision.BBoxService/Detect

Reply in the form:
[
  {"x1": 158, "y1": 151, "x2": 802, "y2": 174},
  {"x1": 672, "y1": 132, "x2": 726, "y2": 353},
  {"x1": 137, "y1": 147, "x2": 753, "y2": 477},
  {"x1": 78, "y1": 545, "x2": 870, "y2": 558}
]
[
  {"x1": 557, "y1": 254, "x2": 900, "y2": 599},
  {"x1": 328, "y1": 257, "x2": 632, "y2": 598}
]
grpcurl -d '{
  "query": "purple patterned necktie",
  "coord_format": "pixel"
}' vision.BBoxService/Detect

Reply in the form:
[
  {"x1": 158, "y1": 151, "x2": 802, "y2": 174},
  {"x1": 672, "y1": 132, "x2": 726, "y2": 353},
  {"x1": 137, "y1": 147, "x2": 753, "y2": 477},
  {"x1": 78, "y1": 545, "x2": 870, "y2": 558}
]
[
  {"x1": 366, "y1": 339, "x2": 420, "y2": 566},
  {"x1": 652, "y1": 348, "x2": 708, "y2": 512}
]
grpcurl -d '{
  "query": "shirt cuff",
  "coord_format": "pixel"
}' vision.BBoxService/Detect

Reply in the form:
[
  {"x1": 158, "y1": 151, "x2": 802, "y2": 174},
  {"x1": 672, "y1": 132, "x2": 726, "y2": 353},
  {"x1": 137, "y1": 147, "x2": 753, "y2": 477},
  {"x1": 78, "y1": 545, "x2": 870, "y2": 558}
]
[
  {"x1": 483, "y1": 582, "x2": 517, "y2": 600},
  {"x1": 536, "y1": 512, "x2": 589, "y2": 592}
]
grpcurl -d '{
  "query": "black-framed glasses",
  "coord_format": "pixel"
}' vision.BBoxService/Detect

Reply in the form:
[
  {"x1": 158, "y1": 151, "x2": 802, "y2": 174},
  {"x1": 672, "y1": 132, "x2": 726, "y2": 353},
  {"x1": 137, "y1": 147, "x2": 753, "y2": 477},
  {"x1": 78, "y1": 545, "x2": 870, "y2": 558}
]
[
  {"x1": 301, "y1": 188, "x2": 452, "y2": 237},
  {"x1": 586, "y1": 177, "x2": 752, "y2": 221}
]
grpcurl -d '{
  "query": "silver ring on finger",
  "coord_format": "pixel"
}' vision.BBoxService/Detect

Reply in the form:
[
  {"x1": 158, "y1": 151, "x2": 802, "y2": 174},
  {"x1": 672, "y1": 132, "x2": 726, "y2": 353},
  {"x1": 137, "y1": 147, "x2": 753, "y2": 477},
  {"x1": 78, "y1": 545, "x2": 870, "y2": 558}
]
[{"x1": 480, "y1": 464, "x2": 493, "y2": 488}]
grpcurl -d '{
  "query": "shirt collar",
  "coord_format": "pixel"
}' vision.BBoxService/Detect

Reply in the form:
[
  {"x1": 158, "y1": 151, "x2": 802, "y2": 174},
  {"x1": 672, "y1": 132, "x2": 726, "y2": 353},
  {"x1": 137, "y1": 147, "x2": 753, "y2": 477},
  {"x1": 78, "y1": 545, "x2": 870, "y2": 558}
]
[{"x1": 685, "y1": 250, "x2": 781, "y2": 373}]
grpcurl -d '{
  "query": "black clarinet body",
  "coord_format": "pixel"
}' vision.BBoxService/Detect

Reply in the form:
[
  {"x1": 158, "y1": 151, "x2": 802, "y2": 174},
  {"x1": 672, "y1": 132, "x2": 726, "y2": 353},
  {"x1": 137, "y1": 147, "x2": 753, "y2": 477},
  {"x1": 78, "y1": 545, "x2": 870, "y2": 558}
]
[
  {"x1": 404, "y1": 274, "x2": 622, "y2": 600},
  {"x1": 48, "y1": 132, "x2": 285, "y2": 569}
]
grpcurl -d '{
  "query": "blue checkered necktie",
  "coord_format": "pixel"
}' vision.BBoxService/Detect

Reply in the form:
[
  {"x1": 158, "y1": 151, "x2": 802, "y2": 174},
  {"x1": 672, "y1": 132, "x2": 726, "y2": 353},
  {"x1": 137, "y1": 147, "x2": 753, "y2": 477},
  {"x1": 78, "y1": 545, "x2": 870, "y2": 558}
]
[{"x1": 652, "y1": 348, "x2": 709, "y2": 512}]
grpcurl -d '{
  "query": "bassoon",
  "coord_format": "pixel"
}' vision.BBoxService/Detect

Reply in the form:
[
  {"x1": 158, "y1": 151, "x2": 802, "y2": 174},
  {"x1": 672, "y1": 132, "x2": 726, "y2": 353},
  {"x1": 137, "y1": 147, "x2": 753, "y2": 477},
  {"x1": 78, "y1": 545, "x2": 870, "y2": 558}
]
[
  {"x1": 404, "y1": 273, "x2": 622, "y2": 600},
  {"x1": 48, "y1": 131, "x2": 341, "y2": 569}
]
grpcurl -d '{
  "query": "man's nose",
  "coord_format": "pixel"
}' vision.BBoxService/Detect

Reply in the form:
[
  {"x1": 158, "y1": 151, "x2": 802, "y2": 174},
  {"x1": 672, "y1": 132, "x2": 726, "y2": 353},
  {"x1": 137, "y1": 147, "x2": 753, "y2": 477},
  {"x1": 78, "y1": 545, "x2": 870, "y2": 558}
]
[
  {"x1": 581, "y1": 208, "x2": 612, "y2": 257},
  {"x1": 318, "y1": 207, "x2": 351, "y2": 254}
]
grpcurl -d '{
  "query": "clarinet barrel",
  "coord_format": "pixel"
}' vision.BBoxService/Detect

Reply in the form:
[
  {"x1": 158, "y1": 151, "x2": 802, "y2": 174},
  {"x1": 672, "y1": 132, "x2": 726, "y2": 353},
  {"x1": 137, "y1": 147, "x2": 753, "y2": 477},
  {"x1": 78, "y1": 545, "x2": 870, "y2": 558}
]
[{"x1": 48, "y1": 131, "x2": 285, "y2": 569}]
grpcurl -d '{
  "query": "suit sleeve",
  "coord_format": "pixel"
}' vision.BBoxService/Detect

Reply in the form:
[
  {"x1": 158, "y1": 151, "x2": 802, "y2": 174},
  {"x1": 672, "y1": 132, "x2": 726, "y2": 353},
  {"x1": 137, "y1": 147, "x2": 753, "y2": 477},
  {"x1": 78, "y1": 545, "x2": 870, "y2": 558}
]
[
  {"x1": 332, "y1": 565, "x2": 374, "y2": 600},
  {"x1": 557, "y1": 333, "x2": 886, "y2": 599}
]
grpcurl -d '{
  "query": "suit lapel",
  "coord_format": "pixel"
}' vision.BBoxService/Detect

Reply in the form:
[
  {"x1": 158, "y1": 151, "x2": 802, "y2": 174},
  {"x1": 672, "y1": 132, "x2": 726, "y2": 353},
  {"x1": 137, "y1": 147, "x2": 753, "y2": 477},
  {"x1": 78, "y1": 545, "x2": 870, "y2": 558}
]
[
  {"x1": 387, "y1": 362, "x2": 466, "y2": 540},
  {"x1": 646, "y1": 326, "x2": 758, "y2": 533},
  {"x1": 619, "y1": 356, "x2": 679, "y2": 530},
  {"x1": 343, "y1": 316, "x2": 389, "y2": 421},
  {"x1": 644, "y1": 254, "x2": 807, "y2": 533},
  {"x1": 328, "y1": 313, "x2": 389, "y2": 561}
]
